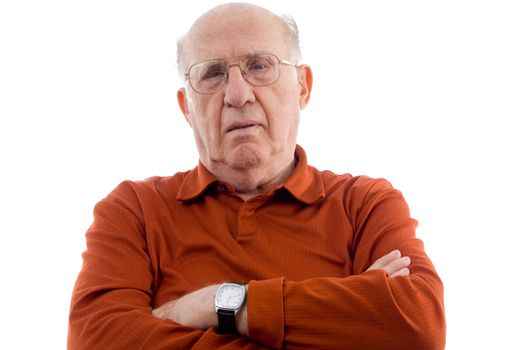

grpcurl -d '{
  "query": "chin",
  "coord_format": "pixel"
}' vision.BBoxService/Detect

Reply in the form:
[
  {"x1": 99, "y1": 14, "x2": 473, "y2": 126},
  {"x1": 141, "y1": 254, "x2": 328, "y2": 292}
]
[{"x1": 227, "y1": 143, "x2": 266, "y2": 170}]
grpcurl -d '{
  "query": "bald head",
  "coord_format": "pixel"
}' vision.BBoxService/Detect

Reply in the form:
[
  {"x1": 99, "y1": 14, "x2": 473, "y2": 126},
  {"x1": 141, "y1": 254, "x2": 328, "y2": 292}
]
[{"x1": 177, "y1": 3, "x2": 301, "y2": 77}]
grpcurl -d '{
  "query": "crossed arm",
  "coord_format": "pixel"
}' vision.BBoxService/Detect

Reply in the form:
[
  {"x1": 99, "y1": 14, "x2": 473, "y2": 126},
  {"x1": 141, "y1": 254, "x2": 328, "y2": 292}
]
[
  {"x1": 152, "y1": 250, "x2": 411, "y2": 335},
  {"x1": 69, "y1": 179, "x2": 445, "y2": 349}
]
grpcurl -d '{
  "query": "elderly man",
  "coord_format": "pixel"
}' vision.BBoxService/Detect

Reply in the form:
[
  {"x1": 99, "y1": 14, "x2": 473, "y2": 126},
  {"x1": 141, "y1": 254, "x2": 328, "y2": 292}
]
[{"x1": 68, "y1": 3, "x2": 445, "y2": 349}]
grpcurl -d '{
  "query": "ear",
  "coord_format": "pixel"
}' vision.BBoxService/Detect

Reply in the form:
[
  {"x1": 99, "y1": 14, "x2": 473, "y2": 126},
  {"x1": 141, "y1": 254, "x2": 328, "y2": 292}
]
[
  {"x1": 177, "y1": 87, "x2": 192, "y2": 127},
  {"x1": 297, "y1": 64, "x2": 313, "y2": 109}
]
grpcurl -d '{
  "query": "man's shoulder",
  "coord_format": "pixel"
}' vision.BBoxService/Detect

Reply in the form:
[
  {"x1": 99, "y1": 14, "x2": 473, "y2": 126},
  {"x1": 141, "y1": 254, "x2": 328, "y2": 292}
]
[
  {"x1": 104, "y1": 170, "x2": 194, "y2": 203},
  {"x1": 317, "y1": 168, "x2": 393, "y2": 194},
  {"x1": 315, "y1": 169, "x2": 397, "y2": 213}
]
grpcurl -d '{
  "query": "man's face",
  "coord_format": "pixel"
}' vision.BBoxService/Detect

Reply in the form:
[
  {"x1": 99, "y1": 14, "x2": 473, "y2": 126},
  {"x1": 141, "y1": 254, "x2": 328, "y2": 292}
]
[{"x1": 178, "y1": 6, "x2": 311, "y2": 174}]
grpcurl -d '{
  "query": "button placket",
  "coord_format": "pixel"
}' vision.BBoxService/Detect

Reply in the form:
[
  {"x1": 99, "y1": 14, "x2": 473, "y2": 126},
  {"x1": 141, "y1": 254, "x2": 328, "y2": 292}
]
[{"x1": 236, "y1": 200, "x2": 259, "y2": 238}]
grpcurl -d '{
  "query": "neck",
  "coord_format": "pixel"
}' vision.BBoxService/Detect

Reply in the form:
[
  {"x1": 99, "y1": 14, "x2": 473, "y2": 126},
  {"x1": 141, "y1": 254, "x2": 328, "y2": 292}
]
[{"x1": 209, "y1": 156, "x2": 297, "y2": 201}]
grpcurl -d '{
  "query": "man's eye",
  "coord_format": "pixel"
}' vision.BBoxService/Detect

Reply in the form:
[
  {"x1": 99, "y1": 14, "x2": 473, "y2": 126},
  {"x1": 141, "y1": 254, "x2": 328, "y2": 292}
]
[
  {"x1": 201, "y1": 67, "x2": 226, "y2": 80},
  {"x1": 247, "y1": 59, "x2": 270, "y2": 71}
]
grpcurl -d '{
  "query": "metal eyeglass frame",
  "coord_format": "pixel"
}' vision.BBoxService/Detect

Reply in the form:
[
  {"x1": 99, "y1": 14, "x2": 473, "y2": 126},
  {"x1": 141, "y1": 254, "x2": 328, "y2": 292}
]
[{"x1": 184, "y1": 52, "x2": 298, "y2": 94}]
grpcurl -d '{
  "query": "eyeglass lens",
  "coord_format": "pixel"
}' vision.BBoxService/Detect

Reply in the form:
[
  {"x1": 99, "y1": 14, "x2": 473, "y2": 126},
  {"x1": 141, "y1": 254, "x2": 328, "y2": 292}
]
[{"x1": 189, "y1": 53, "x2": 280, "y2": 93}]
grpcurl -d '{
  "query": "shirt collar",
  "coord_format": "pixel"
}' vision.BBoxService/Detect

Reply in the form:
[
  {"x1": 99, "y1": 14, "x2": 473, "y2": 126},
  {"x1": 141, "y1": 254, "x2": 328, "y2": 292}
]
[
  {"x1": 176, "y1": 161, "x2": 218, "y2": 201},
  {"x1": 281, "y1": 145, "x2": 325, "y2": 205},
  {"x1": 176, "y1": 144, "x2": 325, "y2": 205}
]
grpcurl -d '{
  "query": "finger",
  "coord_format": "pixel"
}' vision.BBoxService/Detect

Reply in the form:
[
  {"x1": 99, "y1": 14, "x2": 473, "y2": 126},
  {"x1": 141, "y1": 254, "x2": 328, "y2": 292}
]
[
  {"x1": 366, "y1": 250, "x2": 401, "y2": 272},
  {"x1": 382, "y1": 256, "x2": 411, "y2": 276},
  {"x1": 389, "y1": 267, "x2": 410, "y2": 278}
]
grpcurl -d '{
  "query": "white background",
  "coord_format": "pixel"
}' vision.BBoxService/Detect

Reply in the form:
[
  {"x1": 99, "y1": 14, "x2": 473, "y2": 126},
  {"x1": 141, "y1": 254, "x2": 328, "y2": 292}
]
[{"x1": 1, "y1": 0, "x2": 525, "y2": 349}]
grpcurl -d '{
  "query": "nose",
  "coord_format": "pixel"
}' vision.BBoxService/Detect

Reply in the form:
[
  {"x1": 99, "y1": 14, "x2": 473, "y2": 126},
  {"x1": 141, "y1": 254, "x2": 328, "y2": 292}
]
[{"x1": 223, "y1": 65, "x2": 256, "y2": 108}]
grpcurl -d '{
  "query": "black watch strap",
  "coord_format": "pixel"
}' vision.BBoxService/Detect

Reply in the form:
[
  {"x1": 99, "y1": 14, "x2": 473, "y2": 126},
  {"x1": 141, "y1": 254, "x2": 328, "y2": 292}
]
[{"x1": 217, "y1": 309, "x2": 237, "y2": 334}]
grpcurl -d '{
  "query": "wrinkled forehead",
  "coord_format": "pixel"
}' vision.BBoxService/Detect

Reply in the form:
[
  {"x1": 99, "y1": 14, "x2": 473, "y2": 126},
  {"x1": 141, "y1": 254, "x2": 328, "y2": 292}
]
[{"x1": 183, "y1": 9, "x2": 290, "y2": 68}]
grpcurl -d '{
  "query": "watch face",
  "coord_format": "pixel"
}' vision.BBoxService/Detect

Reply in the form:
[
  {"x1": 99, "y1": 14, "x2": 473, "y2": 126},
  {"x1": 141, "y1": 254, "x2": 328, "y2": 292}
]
[{"x1": 215, "y1": 283, "x2": 245, "y2": 310}]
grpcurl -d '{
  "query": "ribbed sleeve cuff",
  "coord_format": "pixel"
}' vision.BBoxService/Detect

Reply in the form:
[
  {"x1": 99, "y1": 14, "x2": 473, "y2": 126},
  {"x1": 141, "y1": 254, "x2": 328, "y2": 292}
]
[{"x1": 247, "y1": 277, "x2": 285, "y2": 349}]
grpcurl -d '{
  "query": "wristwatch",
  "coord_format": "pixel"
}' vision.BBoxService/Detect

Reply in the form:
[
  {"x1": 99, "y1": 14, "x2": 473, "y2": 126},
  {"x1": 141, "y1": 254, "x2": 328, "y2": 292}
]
[{"x1": 214, "y1": 282, "x2": 246, "y2": 334}]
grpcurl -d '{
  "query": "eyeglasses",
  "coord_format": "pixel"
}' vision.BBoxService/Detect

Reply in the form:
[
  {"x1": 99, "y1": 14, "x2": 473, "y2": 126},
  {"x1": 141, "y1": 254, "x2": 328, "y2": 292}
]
[{"x1": 184, "y1": 52, "x2": 297, "y2": 94}]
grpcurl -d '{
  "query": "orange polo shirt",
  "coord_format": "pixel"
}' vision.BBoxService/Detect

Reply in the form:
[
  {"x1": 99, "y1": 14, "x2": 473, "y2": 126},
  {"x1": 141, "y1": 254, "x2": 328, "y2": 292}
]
[{"x1": 68, "y1": 145, "x2": 445, "y2": 349}]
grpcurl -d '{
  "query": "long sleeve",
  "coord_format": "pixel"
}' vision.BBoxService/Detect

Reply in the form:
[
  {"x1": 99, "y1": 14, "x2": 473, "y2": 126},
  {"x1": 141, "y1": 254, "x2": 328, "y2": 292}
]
[
  {"x1": 69, "y1": 154, "x2": 445, "y2": 349},
  {"x1": 68, "y1": 181, "x2": 271, "y2": 350},
  {"x1": 246, "y1": 178, "x2": 446, "y2": 349}
]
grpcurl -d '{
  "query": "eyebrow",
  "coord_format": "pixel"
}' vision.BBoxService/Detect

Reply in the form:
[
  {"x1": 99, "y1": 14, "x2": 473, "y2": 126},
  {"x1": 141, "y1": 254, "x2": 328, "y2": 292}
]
[{"x1": 198, "y1": 51, "x2": 273, "y2": 63}]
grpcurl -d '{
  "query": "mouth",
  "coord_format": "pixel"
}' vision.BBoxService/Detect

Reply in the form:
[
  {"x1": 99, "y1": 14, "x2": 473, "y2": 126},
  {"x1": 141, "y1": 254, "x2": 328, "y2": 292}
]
[{"x1": 227, "y1": 121, "x2": 259, "y2": 133}]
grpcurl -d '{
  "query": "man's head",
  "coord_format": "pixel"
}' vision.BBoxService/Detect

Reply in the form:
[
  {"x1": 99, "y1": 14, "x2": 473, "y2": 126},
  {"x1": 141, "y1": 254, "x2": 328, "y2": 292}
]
[
  {"x1": 177, "y1": 3, "x2": 312, "y2": 190},
  {"x1": 176, "y1": 6, "x2": 302, "y2": 78}
]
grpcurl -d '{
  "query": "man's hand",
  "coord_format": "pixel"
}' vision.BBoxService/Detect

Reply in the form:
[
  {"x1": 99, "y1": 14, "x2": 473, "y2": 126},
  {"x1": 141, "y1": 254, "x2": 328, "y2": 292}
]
[
  {"x1": 152, "y1": 284, "x2": 250, "y2": 335},
  {"x1": 152, "y1": 250, "x2": 410, "y2": 333},
  {"x1": 366, "y1": 250, "x2": 411, "y2": 278},
  {"x1": 152, "y1": 284, "x2": 220, "y2": 330}
]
